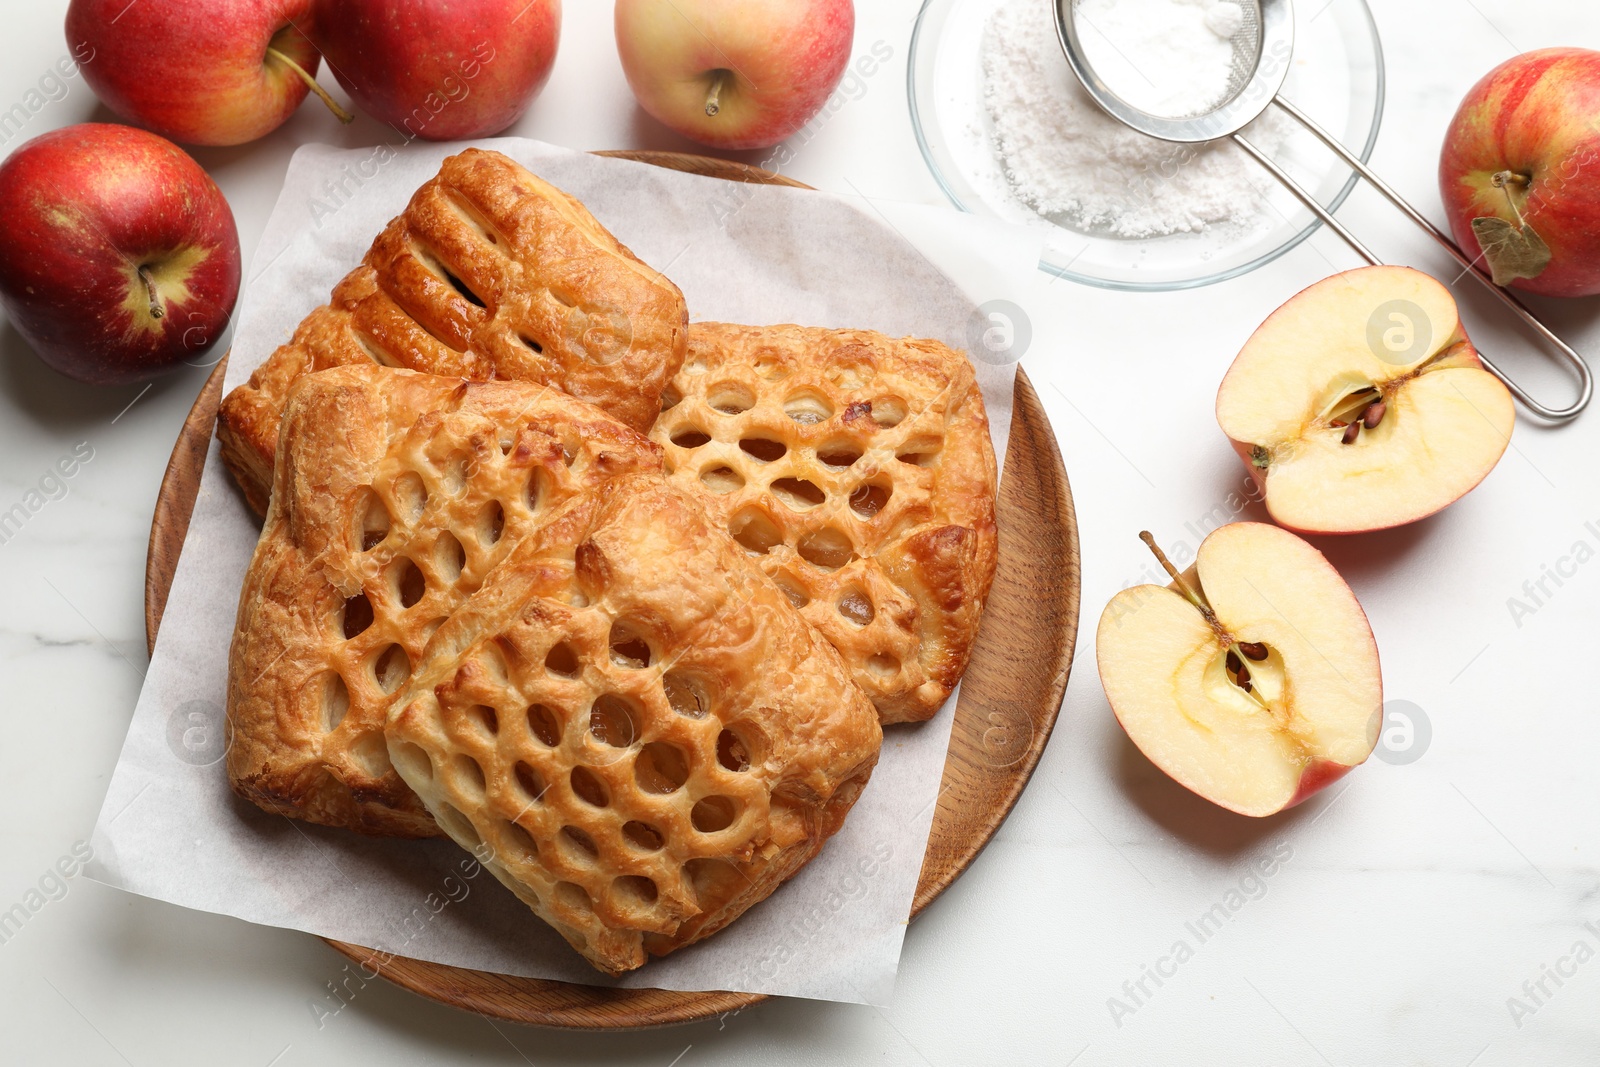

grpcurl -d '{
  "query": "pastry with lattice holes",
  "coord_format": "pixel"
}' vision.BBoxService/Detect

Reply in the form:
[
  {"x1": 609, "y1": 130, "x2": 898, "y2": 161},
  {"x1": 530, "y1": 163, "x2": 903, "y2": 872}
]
[
  {"x1": 650, "y1": 323, "x2": 998, "y2": 725},
  {"x1": 228, "y1": 364, "x2": 663, "y2": 837},
  {"x1": 385, "y1": 472, "x2": 882, "y2": 974},
  {"x1": 217, "y1": 148, "x2": 688, "y2": 515}
]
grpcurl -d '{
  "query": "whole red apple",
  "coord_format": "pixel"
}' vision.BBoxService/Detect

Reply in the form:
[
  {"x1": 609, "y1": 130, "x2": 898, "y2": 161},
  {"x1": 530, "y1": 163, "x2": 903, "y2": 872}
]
[
  {"x1": 0, "y1": 124, "x2": 240, "y2": 385},
  {"x1": 66, "y1": 0, "x2": 349, "y2": 147},
  {"x1": 1439, "y1": 47, "x2": 1600, "y2": 298},
  {"x1": 615, "y1": 0, "x2": 855, "y2": 151},
  {"x1": 313, "y1": 0, "x2": 561, "y2": 141}
]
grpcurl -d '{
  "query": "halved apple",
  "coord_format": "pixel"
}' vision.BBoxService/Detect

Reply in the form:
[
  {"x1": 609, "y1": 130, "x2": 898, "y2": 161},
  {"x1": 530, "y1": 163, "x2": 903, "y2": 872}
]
[
  {"x1": 1097, "y1": 523, "x2": 1382, "y2": 817},
  {"x1": 1216, "y1": 265, "x2": 1514, "y2": 535}
]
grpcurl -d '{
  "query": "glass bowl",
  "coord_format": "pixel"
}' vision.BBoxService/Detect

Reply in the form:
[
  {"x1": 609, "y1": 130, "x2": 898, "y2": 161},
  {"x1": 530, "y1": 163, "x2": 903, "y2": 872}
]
[{"x1": 908, "y1": 0, "x2": 1386, "y2": 291}]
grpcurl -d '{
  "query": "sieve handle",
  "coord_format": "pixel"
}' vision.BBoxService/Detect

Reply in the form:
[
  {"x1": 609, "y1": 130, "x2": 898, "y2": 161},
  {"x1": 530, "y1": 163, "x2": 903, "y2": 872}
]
[
  {"x1": 1231, "y1": 133, "x2": 1380, "y2": 264},
  {"x1": 1237, "y1": 99, "x2": 1592, "y2": 423}
]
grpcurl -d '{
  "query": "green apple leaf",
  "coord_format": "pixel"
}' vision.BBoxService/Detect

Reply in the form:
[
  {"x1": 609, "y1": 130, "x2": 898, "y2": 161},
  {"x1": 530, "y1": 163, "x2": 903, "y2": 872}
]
[{"x1": 1472, "y1": 216, "x2": 1552, "y2": 287}]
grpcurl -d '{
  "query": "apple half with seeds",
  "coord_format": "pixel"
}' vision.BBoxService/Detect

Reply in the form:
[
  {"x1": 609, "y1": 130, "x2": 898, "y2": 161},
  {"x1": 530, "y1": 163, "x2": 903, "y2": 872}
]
[
  {"x1": 1097, "y1": 523, "x2": 1382, "y2": 818},
  {"x1": 1216, "y1": 265, "x2": 1514, "y2": 535}
]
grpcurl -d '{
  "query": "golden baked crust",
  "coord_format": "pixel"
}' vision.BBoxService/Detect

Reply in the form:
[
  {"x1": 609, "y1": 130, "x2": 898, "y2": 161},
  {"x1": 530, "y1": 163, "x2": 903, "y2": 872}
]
[
  {"x1": 217, "y1": 148, "x2": 688, "y2": 515},
  {"x1": 228, "y1": 365, "x2": 662, "y2": 836},
  {"x1": 651, "y1": 324, "x2": 999, "y2": 724},
  {"x1": 386, "y1": 473, "x2": 882, "y2": 974}
]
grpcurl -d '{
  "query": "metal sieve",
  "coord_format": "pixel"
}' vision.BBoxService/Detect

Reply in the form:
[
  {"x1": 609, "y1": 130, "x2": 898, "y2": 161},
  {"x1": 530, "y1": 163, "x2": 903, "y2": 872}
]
[{"x1": 1055, "y1": 0, "x2": 1592, "y2": 421}]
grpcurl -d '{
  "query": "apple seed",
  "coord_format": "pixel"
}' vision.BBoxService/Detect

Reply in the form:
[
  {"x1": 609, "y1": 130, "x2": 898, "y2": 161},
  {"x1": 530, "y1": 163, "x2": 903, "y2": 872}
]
[
  {"x1": 1362, "y1": 400, "x2": 1386, "y2": 429},
  {"x1": 1238, "y1": 641, "x2": 1268, "y2": 661},
  {"x1": 1322, "y1": 385, "x2": 1380, "y2": 423},
  {"x1": 1341, "y1": 421, "x2": 1361, "y2": 445},
  {"x1": 1225, "y1": 650, "x2": 1253, "y2": 692}
]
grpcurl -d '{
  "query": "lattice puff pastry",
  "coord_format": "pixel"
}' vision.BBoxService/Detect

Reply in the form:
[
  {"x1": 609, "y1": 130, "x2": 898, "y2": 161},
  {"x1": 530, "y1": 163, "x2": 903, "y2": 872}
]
[
  {"x1": 217, "y1": 148, "x2": 688, "y2": 514},
  {"x1": 385, "y1": 472, "x2": 882, "y2": 975},
  {"x1": 228, "y1": 365, "x2": 662, "y2": 837},
  {"x1": 651, "y1": 324, "x2": 999, "y2": 725}
]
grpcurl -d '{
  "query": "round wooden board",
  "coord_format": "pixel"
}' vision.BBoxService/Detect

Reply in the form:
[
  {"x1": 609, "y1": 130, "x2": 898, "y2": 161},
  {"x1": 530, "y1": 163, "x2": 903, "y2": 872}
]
[{"x1": 145, "y1": 153, "x2": 1080, "y2": 1029}]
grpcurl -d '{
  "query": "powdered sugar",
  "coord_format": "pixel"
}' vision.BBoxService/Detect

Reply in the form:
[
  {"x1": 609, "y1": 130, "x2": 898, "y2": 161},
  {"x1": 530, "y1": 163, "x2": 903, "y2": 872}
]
[
  {"x1": 982, "y1": 0, "x2": 1287, "y2": 239},
  {"x1": 1077, "y1": 0, "x2": 1238, "y2": 117}
]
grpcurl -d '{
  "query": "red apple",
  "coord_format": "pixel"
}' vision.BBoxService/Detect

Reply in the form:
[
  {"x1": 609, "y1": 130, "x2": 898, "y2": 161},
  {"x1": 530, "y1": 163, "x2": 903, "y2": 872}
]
[
  {"x1": 1097, "y1": 525, "x2": 1382, "y2": 818},
  {"x1": 66, "y1": 0, "x2": 350, "y2": 147},
  {"x1": 1439, "y1": 47, "x2": 1600, "y2": 298},
  {"x1": 313, "y1": 0, "x2": 561, "y2": 141},
  {"x1": 0, "y1": 124, "x2": 240, "y2": 385},
  {"x1": 615, "y1": 0, "x2": 855, "y2": 151},
  {"x1": 1216, "y1": 266, "x2": 1514, "y2": 535}
]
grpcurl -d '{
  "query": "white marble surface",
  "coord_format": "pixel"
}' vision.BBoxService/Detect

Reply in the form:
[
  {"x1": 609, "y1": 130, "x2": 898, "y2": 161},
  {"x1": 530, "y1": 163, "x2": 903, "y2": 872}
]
[{"x1": 2, "y1": 0, "x2": 1598, "y2": 1063}]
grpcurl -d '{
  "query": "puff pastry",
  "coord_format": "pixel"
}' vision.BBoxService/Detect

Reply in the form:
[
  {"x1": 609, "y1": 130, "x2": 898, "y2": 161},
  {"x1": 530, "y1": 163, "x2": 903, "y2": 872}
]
[
  {"x1": 228, "y1": 364, "x2": 662, "y2": 836},
  {"x1": 651, "y1": 324, "x2": 999, "y2": 724},
  {"x1": 386, "y1": 472, "x2": 882, "y2": 974},
  {"x1": 217, "y1": 148, "x2": 688, "y2": 514}
]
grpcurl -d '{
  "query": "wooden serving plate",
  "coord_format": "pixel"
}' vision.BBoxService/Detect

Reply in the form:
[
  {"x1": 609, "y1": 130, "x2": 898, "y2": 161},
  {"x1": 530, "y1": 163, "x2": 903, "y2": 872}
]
[{"x1": 145, "y1": 152, "x2": 1080, "y2": 1029}]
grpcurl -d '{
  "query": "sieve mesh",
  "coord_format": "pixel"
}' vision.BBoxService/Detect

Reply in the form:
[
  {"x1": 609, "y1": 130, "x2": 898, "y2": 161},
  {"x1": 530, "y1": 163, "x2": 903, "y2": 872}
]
[
  {"x1": 1225, "y1": 1, "x2": 1264, "y2": 104},
  {"x1": 1067, "y1": 0, "x2": 1266, "y2": 118}
]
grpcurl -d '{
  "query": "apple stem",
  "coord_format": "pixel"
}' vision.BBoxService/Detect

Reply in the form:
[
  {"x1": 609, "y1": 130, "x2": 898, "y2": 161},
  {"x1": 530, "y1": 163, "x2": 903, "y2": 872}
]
[
  {"x1": 1491, "y1": 170, "x2": 1533, "y2": 228},
  {"x1": 137, "y1": 265, "x2": 164, "y2": 320},
  {"x1": 266, "y1": 46, "x2": 355, "y2": 125},
  {"x1": 1141, "y1": 530, "x2": 1274, "y2": 712},
  {"x1": 705, "y1": 70, "x2": 728, "y2": 118},
  {"x1": 1139, "y1": 531, "x2": 1209, "y2": 616}
]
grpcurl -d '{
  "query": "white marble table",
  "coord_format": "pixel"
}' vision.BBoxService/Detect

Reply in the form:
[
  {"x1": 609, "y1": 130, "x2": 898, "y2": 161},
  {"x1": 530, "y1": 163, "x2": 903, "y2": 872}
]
[{"x1": 2, "y1": 1, "x2": 1598, "y2": 1063}]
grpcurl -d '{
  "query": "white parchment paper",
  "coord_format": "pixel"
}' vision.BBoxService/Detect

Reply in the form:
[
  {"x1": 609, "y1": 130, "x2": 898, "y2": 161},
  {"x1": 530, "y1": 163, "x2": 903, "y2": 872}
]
[{"x1": 86, "y1": 139, "x2": 1043, "y2": 1005}]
